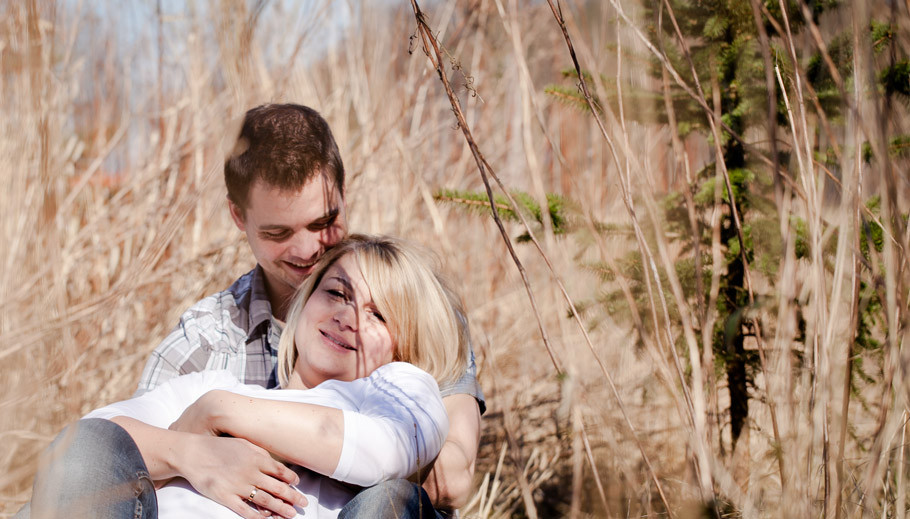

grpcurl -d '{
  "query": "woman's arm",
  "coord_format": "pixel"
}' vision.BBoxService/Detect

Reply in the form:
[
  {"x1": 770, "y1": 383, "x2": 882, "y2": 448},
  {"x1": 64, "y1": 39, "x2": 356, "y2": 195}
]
[
  {"x1": 83, "y1": 371, "x2": 304, "y2": 519},
  {"x1": 109, "y1": 416, "x2": 303, "y2": 519},
  {"x1": 172, "y1": 390, "x2": 345, "y2": 476},
  {"x1": 171, "y1": 363, "x2": 449, "y2": 487}
]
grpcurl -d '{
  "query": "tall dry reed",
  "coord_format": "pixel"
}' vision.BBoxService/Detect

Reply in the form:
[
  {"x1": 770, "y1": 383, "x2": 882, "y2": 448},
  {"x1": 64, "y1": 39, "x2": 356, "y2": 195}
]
[{"x1": 1, "y1": 1, "x2": 908, "y2": 518}]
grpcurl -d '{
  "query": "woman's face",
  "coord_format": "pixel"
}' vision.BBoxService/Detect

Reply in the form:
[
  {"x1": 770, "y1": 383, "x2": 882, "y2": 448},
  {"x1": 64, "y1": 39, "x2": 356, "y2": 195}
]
[{"x1": 291, "y1": 253, "x2": 396, "y2": 388}]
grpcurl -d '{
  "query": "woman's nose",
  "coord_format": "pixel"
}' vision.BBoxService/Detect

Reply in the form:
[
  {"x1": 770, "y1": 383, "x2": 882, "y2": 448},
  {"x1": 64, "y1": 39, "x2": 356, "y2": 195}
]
[{"x1": 333, "y1": 303, "x2": 358, "y2": 330}]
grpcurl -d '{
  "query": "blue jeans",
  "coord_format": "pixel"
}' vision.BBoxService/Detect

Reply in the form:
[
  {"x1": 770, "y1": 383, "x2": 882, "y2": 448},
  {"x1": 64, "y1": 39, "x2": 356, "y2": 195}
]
[
  {"x1": 17, "y1": 420, "x2": 439, "y2": 518},
  {"x1": 339, "y1": 479, "x2": 447, "y2": 519},
  {"x1": 15, "y1": 418, "x2": 157, "y2": 519}
]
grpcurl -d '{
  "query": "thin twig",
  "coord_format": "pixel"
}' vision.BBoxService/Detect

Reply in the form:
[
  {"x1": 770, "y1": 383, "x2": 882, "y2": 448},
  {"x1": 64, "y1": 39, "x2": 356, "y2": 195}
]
[
  {"x1": 543, "y1": 0, "x2": 684, "y2": 512},
  {"x1": 409, "y1": 0, "x2": 563, "y2": 375},
  {"x1": 604, "y1": 0, "x2": 808, "y2": 206},
  {"x1": 551, "y1": 0, "x2": 727, "y2": 508},
  {"x1": 410, "y1": 0, "x2": 675, "y2": 514}
]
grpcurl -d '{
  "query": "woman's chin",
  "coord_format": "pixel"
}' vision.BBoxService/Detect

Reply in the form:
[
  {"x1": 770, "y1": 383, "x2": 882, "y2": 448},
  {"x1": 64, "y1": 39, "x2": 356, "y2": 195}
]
[{"x1": 297, "y1": 365, "x2": 356, "y2": 387}]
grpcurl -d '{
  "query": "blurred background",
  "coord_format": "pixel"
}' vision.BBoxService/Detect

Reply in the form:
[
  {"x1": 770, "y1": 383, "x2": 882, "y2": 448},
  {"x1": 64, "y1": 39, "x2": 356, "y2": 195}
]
[{"x1": 2, "y1": 0, "x2": 910, "y2": 517}]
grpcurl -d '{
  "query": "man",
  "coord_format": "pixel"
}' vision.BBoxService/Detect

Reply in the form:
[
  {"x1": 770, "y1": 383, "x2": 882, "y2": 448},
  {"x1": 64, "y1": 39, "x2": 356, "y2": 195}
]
[{"x1": 20, "y1": 104, "x2": 483, "y2": 519}]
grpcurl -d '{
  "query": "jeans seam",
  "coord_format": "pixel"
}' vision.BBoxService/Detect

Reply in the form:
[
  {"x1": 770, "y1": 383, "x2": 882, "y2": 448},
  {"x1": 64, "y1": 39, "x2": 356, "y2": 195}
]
[
  {"x1": 134, "y1": 470, "x2": 154, "y2": 518},
  {"x1": 134, "y1": 470, "x2": 152, "y2": 495}
]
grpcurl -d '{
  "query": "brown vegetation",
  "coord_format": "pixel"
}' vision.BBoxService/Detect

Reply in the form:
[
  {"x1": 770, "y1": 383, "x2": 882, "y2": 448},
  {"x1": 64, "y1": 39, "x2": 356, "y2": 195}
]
[{"x1": 2, "y1": 1, "x2": 909, "y2": 517}]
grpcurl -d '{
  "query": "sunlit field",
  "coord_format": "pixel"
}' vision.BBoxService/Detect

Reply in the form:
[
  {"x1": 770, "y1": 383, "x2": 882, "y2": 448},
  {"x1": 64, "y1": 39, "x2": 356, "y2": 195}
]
[{"x1": 2, "y1": 1, "x2": 910, "y2": 517}]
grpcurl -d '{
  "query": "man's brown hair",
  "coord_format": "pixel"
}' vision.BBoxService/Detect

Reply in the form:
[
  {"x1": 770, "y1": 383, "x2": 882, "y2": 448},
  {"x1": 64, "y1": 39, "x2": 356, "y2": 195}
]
[{"x1": 225, "y1": 103, "x2": 344, "y2": 211}]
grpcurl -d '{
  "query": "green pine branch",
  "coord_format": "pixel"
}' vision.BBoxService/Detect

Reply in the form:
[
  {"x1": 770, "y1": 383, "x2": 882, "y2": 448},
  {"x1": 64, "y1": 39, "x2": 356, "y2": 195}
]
[
  {"x1": 434, "y1": 188, "x2": 572, "y2": 241},
  {"x1": 544, "y1": 84, "x2": 602, "y2": 114}
]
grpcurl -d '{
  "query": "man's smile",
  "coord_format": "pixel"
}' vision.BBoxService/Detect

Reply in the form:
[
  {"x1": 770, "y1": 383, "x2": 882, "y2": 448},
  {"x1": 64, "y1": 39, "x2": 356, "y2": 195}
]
[{"x1": 283, "y1": 259, "x2": 317, "y2": 277}]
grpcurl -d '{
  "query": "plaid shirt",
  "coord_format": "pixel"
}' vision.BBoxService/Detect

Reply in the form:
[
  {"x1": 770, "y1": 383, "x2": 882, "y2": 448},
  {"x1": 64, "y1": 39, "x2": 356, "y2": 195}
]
[
  {"x1": 136, "y1": 266, "x2": 280, "y2": 395},
  {"x1": 136, "y1": 266, "x2": 485, "y2": 413}
]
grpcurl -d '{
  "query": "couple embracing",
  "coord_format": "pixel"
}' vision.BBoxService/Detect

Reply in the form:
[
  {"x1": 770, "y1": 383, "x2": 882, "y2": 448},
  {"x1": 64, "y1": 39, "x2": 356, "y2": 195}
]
[{"x1": 18, "y1": 104, "x2": 485, "y2": 518}]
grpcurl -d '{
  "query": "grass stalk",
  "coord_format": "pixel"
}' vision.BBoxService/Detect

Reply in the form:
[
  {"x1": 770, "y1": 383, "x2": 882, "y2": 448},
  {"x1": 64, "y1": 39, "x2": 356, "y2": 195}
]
[{"x1": 414, "y1": 0, "x2": 679, "y2": 514}]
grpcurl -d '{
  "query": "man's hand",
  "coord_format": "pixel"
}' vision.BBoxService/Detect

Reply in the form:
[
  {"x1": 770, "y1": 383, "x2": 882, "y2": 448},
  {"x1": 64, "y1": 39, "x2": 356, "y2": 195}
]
[
  {"x1": 110, "y1": 416, "x2": 306, "y2": 519},
  {"x1": 168, "y1": 389, "x2": 229, "y2": 436},
  {"x1": 418, "y1": 394, "x2": 482, "y2": 510}
]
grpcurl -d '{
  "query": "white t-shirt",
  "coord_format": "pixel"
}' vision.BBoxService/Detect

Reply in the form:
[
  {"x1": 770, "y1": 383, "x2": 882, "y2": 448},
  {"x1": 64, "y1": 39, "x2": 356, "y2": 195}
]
[{"x1": 84, "y1": 362, "x2": 449, "y2": 518}]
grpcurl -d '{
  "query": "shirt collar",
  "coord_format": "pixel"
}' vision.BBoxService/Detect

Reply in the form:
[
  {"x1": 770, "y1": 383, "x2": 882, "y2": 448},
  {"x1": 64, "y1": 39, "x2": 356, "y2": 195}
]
[{"x1": 243, "y1": 265, "x2": 274, "y2": 344}]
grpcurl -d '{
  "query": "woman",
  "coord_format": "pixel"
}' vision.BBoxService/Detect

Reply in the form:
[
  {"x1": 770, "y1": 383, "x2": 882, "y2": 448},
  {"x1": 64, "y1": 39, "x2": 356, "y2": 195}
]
[{"x1": 25, "y1": 234, "x2": 469, "y2": 519}]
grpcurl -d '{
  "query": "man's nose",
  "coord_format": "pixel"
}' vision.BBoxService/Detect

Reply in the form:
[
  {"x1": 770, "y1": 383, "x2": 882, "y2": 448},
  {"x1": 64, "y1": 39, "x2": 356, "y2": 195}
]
[{"x1": 287, "y1": 232, "x2": 322, "y2": 262}]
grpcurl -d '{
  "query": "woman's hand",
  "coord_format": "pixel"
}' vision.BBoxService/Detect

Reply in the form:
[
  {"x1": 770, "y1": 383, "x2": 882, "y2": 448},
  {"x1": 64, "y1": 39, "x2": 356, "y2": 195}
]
[
  {"x1": 111, "y1": 415, "x2": 307, "y2": 517},
  {"x1": 166, "y1": 391, "x2": 307, "y2": 517},
  {"x1": 178, "y1": 433, "x2": 306, "y2": 519}
]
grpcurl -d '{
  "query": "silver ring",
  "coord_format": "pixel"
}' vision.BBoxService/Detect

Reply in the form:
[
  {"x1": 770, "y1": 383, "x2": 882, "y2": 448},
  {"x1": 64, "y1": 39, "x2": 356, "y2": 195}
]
[{"x1": 249, "y1": 487, "x2": 258, "y2": 501}]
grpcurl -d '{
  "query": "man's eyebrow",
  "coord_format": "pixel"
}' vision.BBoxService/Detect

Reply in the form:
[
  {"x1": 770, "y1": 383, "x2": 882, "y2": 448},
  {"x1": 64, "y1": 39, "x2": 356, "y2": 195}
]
[
  {"x1": 310, "y1": 207, "x2": 339, "y2": 224},
  {"x1": 258, "y1": 208, "x2": 338, "y2": 231}
]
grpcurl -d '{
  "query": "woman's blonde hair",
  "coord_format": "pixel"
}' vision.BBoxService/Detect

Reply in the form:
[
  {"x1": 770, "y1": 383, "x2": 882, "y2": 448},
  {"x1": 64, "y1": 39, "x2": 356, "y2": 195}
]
[{"x1": 276, "y1": 234, "x2": 469, "y2": 388}]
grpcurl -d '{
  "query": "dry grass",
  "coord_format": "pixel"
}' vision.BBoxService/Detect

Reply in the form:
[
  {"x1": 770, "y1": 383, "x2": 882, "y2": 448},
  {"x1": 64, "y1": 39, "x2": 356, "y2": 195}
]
[{"x1": 1, "y1": 1, "x2": 909, "y2": 518}]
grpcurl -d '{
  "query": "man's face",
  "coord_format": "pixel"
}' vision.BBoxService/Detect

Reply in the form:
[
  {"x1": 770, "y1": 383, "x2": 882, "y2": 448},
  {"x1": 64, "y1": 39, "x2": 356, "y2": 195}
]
[{"x1": 230, "y1": 174, "x2": 347, "y2": 310}]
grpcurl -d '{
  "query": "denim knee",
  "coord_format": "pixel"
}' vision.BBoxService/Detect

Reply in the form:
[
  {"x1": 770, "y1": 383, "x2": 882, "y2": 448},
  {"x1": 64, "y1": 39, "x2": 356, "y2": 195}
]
[
  {"x1": 28, "y1": 418, "x2": 157, "y2": 519},
  {"x1": 339, "y1": 479, "x2": 439, "y2": 519}
]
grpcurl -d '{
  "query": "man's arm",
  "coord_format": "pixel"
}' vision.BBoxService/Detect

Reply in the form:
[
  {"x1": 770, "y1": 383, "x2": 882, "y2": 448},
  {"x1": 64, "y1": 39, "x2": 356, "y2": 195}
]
[{"x1": 418, "y1": 393, "x2": 482, "y2": 509}]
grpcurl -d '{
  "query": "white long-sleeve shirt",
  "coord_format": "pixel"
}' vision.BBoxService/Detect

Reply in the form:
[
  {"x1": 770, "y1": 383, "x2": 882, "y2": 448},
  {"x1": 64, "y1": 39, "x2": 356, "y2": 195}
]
[{"x1": 85, "y1": 362, "x2": 449, "y2": 518}]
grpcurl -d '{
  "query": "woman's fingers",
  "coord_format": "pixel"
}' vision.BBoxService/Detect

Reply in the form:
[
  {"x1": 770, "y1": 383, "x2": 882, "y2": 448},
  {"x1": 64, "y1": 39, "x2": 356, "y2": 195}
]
[
  {"x1": 253, "y1": 477, "x2": 307, "y2": 514},
  {"x1": 181, "y1": 437, "x2": 303, "y2": 517},
  {"x1": 225, "y1": 495, "x2": 270, "y2": 519},
  {"x1": 223, "y1": 481, "x2": 299, "y2": 519},
  {"x1": 263, "y1": 458, "x2": 304, "y2": 489},
  {"x1": 250, "y1": 457, "x2": 307, "y2": 516},
  {"x1": 244, "y1": 443, "x2": 306, "y2": 517},
  {"x1": 261, "y1": 455, "x2": 300, "y2": 485},
  {"x1": 247, "y1": 483, "x2": 301, "y2": 519},
  {"x1": 255, "y1": 474, "x2": 307, "y2": 508},
  {"x1": 217, "y1": 482, "x2": 298, "y2": 519}
]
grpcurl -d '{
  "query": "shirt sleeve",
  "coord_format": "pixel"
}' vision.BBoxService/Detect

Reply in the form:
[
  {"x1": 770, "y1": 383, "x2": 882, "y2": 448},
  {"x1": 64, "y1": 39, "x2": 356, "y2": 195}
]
[
  {"x1": 330, "y1": 363, "x2": 449, "y2": 487},
  {"x1": 438, "y1": 339, "x2": 486, "y2": 415},
  {"x1": 135, "y1": 323, "x2": 190, "y2": 397},
  {"x1": 135, "y1": 299, "x2": 222, "y2": 397},
  {"x1": 90, "y1": 371, "x2": 242, "y2": 428}
]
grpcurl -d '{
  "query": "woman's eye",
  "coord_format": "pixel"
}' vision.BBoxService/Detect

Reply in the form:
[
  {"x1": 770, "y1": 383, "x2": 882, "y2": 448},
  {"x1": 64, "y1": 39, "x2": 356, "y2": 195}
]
[
  {"x1": 326, "y1": 288, "x2": 347, "y2": 300},
  {"x1": 369, "y1": 309, "x2": 386, "y2": 323}
]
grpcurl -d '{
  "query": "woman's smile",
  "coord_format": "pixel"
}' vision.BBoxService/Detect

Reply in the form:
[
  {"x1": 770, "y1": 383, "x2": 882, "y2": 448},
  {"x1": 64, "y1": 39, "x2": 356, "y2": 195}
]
[{"x1": 319, "y1": 329, "x2": 356, "y2": 351}]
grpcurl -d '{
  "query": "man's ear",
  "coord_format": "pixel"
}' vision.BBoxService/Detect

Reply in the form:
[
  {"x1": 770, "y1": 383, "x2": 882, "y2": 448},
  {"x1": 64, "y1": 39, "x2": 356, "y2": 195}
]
[{"x1": 227, "y1": 196, "x2": 246, "y2": 232}]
